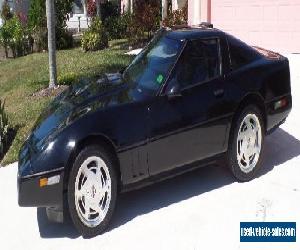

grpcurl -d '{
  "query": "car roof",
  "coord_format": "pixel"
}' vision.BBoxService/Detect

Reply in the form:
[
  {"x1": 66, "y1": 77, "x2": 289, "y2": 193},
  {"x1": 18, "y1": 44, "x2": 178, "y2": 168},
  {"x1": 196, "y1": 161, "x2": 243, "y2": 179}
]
[{"x1": 165, "y1": 26, "x2": 225, "y2": 40}]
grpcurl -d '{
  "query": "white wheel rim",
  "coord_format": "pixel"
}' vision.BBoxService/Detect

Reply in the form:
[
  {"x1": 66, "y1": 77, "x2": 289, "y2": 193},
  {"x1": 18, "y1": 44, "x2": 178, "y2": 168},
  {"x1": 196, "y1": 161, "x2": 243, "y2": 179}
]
[
  {"x1": 237, "y1": 113, "x2": 262, "y2": 173},
  {"x1": 75, "y1": 156, "x2": 111, "y2": 228}
]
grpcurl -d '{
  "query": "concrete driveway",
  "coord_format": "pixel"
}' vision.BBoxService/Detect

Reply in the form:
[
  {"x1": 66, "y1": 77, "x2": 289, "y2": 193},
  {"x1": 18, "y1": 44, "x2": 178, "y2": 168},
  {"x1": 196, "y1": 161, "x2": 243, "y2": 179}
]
[{"x1": 0, "y1": 55, "x2": 299, "y2": 250}]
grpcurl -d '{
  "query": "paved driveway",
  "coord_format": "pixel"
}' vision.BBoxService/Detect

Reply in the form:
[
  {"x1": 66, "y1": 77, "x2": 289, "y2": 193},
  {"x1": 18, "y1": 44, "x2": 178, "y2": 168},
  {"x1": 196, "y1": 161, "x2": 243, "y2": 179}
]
[{"x1": 0, "y1": 55, "x2": 299, "y2": 250}]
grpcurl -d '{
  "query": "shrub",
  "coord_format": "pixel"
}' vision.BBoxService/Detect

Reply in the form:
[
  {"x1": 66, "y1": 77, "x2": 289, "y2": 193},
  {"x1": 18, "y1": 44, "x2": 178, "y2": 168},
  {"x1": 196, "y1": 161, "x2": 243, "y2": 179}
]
[
  {"x1": 86, "y1": 0, "x2": 119, "y2": 21},
  {"x1": 162, "y1": 3, "x2": 188, "y2": 27},
  {"x1": 0, "y1": 15, "x2": 30, "y2": 58},
  {"x1": 0, "y1": 100, "x2": 9, "y2": 157},
  {"x1": 81, "y1": 17, "x2": 108, "y2": 52},
  {"x1": 86, "y1": 0, "x2": 96, "y2": 17},
  {"x1": 31, "y1": 26, "x2": 47, "y2": 51},
  {"x1": 0, "y1": 19, "x2": 10, "y2": 57},
  {"x1": 135, "y1": 2, "x2": 161, "y2": 36},
  {"x1": 104, "y1": 15, "x2": 128, "y2": 40},
  {"x1": 55, "y1": 0, "x2": 74, "y2": 49},
  {"x1": 56, "y1": 28, "x2": 73, "y2": 50},
  {"x1": 126, "y1": 14, "x2": 145, "y2": 46},
  {"x1": 28, "y1": 0, "x2": 46, "y2": 51},
  {"x1": 100, "y1": 1, "x2": 119, "y2": 21},
  {"x1": 126, "y1": 1, "x2": 161, "y2": 45}
]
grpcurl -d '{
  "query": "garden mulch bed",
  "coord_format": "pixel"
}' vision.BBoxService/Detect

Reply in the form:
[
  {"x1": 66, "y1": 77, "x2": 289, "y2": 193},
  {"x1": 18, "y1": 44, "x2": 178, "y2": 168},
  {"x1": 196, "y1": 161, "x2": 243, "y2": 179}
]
[{"x1": 32, "y1": 85, "x2": 69, "y2": 98}]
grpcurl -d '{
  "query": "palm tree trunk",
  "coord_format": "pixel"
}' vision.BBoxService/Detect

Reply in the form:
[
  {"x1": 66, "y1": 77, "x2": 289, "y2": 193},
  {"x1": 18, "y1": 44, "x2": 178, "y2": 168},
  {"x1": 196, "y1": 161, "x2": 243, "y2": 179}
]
[
  {"x1": 96, "y1": 0, "x2": 101, "y2": 18},
  {"x1": 162, "y1": 0, "x2": 168, "y2": 21},
  {"x1": 46, "y1": 0, "x2": 57, "y2": 89}
]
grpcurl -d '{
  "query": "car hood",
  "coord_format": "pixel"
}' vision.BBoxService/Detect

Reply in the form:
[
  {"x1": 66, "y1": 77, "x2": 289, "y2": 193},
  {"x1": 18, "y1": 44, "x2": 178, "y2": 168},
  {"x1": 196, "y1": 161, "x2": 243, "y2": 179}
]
[{"x1": 25, "y1": 73, "x2": 133, "y2": 156}]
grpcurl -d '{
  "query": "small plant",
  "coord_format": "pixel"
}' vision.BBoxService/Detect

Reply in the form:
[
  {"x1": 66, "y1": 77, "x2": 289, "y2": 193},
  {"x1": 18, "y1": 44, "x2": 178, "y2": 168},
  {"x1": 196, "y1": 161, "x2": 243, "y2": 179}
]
[
  {"x1": 0, "y1": 100, "x2": 9, "y2": 157},
  {"x1": 81, "y1": 17, "x2": 108, "y2": 52}
]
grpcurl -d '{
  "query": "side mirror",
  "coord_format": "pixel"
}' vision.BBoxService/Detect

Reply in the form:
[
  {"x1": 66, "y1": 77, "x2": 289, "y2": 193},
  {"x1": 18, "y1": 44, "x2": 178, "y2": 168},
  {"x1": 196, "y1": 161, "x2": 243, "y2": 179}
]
[{"x1": 166, "y1": 82, "x2": 182, "y2": 99}]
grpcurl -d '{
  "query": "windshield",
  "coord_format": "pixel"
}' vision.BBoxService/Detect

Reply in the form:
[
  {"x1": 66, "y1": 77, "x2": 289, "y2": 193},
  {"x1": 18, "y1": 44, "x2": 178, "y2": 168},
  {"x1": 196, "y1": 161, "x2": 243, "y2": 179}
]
[{"x1": 123, "y1": 31, "x2": 184, "y2": 96}]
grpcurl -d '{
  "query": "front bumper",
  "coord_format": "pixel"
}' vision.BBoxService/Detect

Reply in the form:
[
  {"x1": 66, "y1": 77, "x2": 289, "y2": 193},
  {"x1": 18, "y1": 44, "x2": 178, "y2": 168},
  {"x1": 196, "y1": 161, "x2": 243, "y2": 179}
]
[{"x1": 18, "y1": 167, "x2": 64, "y2": 208}]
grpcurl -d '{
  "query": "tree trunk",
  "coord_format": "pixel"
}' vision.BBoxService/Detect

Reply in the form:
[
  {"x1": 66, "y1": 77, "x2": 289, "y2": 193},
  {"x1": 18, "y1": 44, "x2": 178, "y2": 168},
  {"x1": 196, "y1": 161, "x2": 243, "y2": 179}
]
[
  {"x1": 4, "y1": 46, "x2": 8, "y2": 58},
  {"x1": 162, "y1": 0, "x2": 168, "y2": 21},
  {"x1": 96, "y1": 0, "x2": 101, "y2": 18},
  {"x1": 124, "y1": 0, "x2": 131, "y2": 13},
  {"x1": 130, "y1": 0, "x2": 133, "y2": 13},
  {"x1": 46, "y1": 0, "x2": 57, "y2": 89}
]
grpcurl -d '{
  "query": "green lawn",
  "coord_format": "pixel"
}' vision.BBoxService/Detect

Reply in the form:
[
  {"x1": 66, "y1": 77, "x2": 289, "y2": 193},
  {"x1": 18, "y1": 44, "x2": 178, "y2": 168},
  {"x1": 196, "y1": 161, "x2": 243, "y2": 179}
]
[{"x1": 0, "y1": 40, "x2": 132, "y2": 165}]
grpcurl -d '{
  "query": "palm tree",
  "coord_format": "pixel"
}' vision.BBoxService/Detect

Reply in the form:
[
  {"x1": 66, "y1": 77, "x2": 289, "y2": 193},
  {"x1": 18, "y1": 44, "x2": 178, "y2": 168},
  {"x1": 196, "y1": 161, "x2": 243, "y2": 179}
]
[
  {"x1": 123, "y1": 0, "x2": 133, "y2": 13},
  {"x1": 46, "y1": 0, "x2": 57, "y2": 89},
  {"x1": 96, "y1": 0, "x2": 101, "y2": 18},
  {"x1": 162, "y1": 0, "x2": 168, "y2": 20}
]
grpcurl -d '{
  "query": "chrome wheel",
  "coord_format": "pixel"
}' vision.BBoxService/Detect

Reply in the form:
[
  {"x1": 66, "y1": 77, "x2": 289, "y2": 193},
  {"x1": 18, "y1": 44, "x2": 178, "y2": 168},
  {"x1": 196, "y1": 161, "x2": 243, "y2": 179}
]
[
  {"x1": 237, "y1": 113, "x2": 262, "y2": 173},
  {"x1": 74, "y1": 156, "x2": 111, "y2": 228}
]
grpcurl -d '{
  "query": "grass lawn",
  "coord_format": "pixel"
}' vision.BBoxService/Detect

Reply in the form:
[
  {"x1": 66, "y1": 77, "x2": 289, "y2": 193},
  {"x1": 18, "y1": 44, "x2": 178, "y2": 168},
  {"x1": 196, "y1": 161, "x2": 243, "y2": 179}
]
[{"x1": 0, "y1": 39, "x2": 132, "y2": 165}]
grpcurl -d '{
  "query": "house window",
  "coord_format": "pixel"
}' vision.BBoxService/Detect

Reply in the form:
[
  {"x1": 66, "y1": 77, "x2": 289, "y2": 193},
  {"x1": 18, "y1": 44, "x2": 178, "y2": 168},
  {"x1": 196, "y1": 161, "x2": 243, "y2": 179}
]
[{"x1": 72, "y1": 0, "x2": 85, "y2": 14}]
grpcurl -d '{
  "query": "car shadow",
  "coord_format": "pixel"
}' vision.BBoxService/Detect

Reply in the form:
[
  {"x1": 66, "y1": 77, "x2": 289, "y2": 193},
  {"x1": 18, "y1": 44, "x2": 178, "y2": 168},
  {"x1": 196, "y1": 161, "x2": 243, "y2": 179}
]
[
  {"x1": 37, "y1": 208, "x2": 80, "y2": 239},
  {"x1": 37, "y1": 128, "x2": 300, "y2": 238}
]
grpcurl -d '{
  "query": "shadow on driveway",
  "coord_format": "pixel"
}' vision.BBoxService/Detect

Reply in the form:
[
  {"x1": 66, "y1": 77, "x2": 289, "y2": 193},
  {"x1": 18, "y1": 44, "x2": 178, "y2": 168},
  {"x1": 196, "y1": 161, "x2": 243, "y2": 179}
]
[{"x1": 37, "y1": 128, "x2": 300, "y2": 239}]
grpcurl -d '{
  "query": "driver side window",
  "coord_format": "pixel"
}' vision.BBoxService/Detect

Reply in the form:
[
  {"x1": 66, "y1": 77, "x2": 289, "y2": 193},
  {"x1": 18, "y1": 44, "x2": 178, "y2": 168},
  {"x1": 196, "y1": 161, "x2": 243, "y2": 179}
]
[{"x1": 170, "y1": 38, "x2": 221, "y2": 89}]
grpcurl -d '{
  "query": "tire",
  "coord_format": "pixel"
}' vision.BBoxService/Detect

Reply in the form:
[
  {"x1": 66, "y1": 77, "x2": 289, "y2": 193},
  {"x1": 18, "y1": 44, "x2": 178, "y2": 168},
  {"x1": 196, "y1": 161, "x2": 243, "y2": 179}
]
[
  {"x1": 227, "y1": 105, "x2": 265, "y2": 182},
  {"x1": 68, "y1": 145, "x2": 118, "y2": 238}
]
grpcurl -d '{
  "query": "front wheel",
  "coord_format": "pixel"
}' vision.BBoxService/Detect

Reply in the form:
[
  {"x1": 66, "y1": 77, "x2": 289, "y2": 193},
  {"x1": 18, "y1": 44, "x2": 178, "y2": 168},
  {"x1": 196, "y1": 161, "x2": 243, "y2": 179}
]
[
  {"x1": 68, "y1": 145, "x2": 117, "y2": 237},
  {"x1": 227, "y1": 105, "x2": 265, "y2": 181}
]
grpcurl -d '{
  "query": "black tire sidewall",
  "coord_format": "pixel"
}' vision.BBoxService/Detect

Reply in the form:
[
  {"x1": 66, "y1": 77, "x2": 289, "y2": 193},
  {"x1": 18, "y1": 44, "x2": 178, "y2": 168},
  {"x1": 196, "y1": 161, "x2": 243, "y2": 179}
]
[
  {"x1": 67, "y1": 145, "x2": 118, "y2": 238},
  {"x1": 228, "y1": 105, "x2": 265, "y2": 182}
]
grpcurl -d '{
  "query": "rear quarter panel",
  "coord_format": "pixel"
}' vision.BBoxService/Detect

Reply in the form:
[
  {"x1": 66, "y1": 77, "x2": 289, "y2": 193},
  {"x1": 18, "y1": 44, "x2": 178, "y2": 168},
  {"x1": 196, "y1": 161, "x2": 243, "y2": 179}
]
[
  {"x1": 259, "y1": 57, "x2": 292, "y2": 131},
  {"x1": 222, "y1": 55, "x2": 291, "y2": 143}
]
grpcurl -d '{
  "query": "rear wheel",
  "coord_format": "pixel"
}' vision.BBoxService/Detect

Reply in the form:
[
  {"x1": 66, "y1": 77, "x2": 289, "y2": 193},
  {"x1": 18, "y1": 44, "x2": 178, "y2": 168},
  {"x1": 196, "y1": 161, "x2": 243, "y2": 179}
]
[
  {"x1": 227, "y1": 105, "x2": 265, "y2": 181},
  {"x1": 68, "y1": 145, "x2": 117, "y2": 237}
]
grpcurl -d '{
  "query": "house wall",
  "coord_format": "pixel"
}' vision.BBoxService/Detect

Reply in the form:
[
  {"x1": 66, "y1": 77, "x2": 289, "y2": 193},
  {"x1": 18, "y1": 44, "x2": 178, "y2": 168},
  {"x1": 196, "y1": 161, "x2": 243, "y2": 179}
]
[{"x1": 188, "y1": 0, "x2": 300, "y2": 54}]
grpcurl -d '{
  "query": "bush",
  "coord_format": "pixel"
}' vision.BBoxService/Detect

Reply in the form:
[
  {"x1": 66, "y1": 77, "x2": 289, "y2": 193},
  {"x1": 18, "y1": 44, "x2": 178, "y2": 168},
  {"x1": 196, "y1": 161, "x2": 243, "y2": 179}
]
[
  {"x1": 104, "y1": 15, "x2": 128, "y2": 40},
  {"x1": 86, "y1": 0, "x2": 119, "y2": 21},
  {"x1": 162, "y1": 3, "x2": 188, "y2": 27},
  {"x1": 31, "y1": 26, "x2": 47, "y2": 51},
  {"x1": 0, "y1": 100, "x2": 9, "y2": 157},
  {"x1": 0, "y1": 19, "x2": 10, "y2": 57},
  {"x1": 100, "y1": 1, "x2": 119, "y2": 21},
  {"x1": 0, "y1": 15, "x2": 30, "y2": 58},
  {"x1": 126, "y1": 2, "x2": 161, "y2": 45},
  {"x1": 56, "y1": 28, "x2": 73, "y2": 50},
  {"x1": 81, "y1": 17, "x2": 108, "y2": 52}
]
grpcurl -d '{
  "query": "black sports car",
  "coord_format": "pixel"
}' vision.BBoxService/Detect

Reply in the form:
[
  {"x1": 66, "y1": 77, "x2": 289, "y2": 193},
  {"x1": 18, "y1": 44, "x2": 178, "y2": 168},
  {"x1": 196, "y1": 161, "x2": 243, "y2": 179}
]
[{"x1": 18, "y1": 25, "x2": 292, "y2": 237}]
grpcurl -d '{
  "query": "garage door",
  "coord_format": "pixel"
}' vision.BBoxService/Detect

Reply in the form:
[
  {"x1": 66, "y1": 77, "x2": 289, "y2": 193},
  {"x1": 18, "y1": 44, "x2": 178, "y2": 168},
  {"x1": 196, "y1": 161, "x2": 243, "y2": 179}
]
[{"x1": 211, "y1": 0, "x2": 300, "y2": 53}]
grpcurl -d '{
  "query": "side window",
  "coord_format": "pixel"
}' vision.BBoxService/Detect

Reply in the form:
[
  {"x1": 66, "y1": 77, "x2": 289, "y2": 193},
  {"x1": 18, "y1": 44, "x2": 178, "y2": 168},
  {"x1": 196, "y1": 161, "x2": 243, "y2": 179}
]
[
  {"x1": 227, "y1": 35, "x2": 261, "y2": 70},
  {"x1": 170, "y1": 38, "x2": 221, "y2": 89}
]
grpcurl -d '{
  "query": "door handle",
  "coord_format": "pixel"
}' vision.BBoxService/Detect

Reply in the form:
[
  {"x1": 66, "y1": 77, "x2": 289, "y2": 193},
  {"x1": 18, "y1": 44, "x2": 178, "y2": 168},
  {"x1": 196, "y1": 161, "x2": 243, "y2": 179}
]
[{"x1": 214, "y1": 89, "x2": 224, "y2": 98}]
